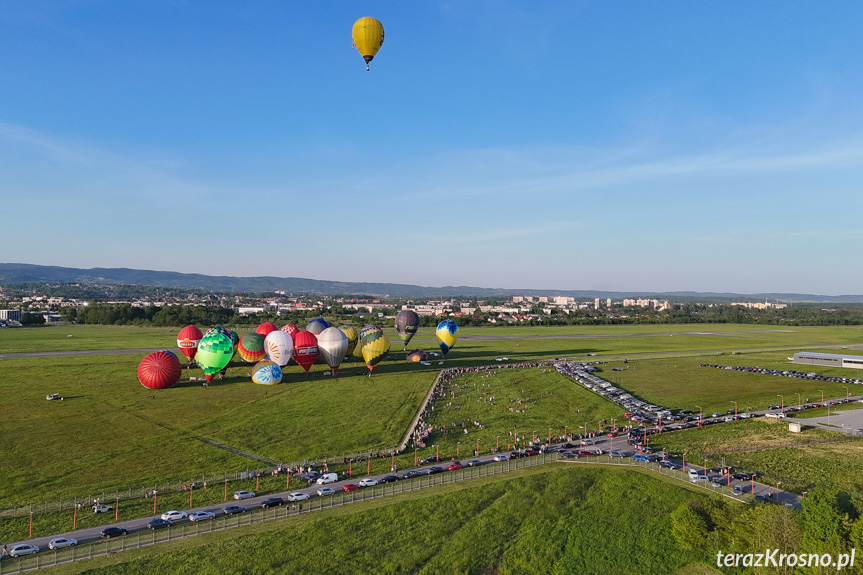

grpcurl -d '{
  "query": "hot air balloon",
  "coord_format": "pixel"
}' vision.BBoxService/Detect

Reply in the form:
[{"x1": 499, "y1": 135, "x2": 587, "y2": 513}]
[
  {"x1": 352, "y1": 16, "x2": 385, "y2": 71},
  {"x1": 361, "y1": 328, "x2": 390, "y2": 375},
  {"x1": 280, "y1": 323, "x2": 300, "y2": 337},
  {"x1": 256, "y1": 322, "x2": 278, "y2": 338},
  {"x1": 264, "y1": 330, "x2": 294, "y2": 367},
  {"x1": 138, "y1": 351, "x2": 182, "y2": 389},
  {"x1": 406, "y1": 349, "x2": 428, "y2": 363},
  {"x1": 228, "y1": 330, "x2": 240, "y2": 352},
  {"x1": 339, "y1": 325, "x2": 359, "y2": 358},
  {"x1": 436, "y1": 319, "x2": 460, "y2": 357},
  {"x1": 238, "y1": 333, "x2": 266, "y2": 363},
  {"x1": 306, "y1": 318, "x2": 330, "y2": 336},
  {"x1": 360, "y1": 324, "x2": 382, "y2": 340},
  {"x1": 395, "y1": 310, "x2": 420, "y2": 350},
  {"x1": 196, "y1": 331, "x2": 234, "y2": 384},
  {"x1": 251, "y1": 359, "x2": 283, "y2": 385},
  {"x1": 293, "y1": 330, "x2": 319, "y2": 375},
  {"x1": 204, "y1": 326, "x2": 232, "y2": 339},
  {"x1": 176, "y1": 325, "x2": 203, "y2": 366},
  {"x1": 317, "y1": 327, "x2": 349, "y2": 375}
]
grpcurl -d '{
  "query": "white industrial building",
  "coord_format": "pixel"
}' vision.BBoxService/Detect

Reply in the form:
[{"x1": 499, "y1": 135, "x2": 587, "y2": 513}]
[{"x1": 792, "y1": 352, "x2": 863, "y2": 370}]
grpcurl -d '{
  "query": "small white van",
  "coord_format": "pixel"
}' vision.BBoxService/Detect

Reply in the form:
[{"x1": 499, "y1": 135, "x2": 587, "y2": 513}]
[{"x1": 316, "y1": 473, "x2": 338, "y2": 485}]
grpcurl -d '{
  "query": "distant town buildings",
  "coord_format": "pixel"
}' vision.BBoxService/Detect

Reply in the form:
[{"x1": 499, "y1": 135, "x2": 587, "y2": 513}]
[{"x1": 730, "y1": 300, "x2": 787, "y2": 310}]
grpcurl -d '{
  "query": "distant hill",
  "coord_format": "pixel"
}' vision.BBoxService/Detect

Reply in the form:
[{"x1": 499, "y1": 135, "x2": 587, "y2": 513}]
[{"x1": 1, "y1": 263, "x2": 862, "y2": 302}]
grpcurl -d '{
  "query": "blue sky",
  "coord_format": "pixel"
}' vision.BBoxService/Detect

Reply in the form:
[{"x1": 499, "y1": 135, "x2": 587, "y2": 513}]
[{"x1": 2, "y1": 2, "x2": 862, "y2": 294}]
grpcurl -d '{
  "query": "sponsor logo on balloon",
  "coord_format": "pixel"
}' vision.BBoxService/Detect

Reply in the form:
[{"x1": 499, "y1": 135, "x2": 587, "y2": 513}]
[
  {"x1": 178, "y1": 339, "x2": 198, "y2": 348},
  {"x1": 296, "y1": 346, "x2": 319, "y2": 355}
]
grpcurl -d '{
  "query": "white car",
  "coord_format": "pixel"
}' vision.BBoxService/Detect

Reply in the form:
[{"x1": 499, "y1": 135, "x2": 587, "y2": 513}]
[
  {"x1": 48, "y1": 538, "x2": 77, "y2": 550},
  {"x1": 188, "y1": 511, "x2": 215, "y2": 521},
  {"x1": 358, "y1": 478, "x2": 378, "y2": 487},
  {"x1": 317, "y1": 487, "x2": 336, "y2": 496},
  {"x1": 10, "y1": 544, "x2": 39, "y2": 557},
  {"x1": 233, "y1": 490, "x2": 255, "y2": 500},
  {"x1": 493, "y1": 454, "x2": 509, "y2": 461},
  {"x1": 161, "y1": 510, "x2": 188, "y2": 522},
  {"x1": 46, "y1": 393, "x2": 61, "y2": 401},
  {"x1": 287, "y1": 492, "x2": 310, "y2": 502},
  {"x1": 92, "y1": 503, "x2": 113, "y2": 514}
]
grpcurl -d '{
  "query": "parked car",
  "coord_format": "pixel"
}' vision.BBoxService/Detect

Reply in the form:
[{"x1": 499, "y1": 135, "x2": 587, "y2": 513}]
[
  {"x1": 100, "y1": 527, "x2": 128, "y2": 539},
  {"x1": 189, "y1": 511, "x2": 215, "y2": 521},
  {"x1": 426, "y1": 466, "x2": 444, "y2": 475},
  {"x1": 343, "y1": 484, "x2": 360, "y2": 492},
  {"x1": 287, "y1": 492, "x2": 310, "y2": 502},
  {"x1": 92, "y1": 503, "x2": 113, "y2": 514},
  {"x1": 447, "y1": 462, "x2": 463, "y2": 471},
  {"x1": 493, "y1": 454, "x2": 509, "y2": 462},
  {"x1": 559, "y1": 450, "x2": 578, "y2": 459},
  {"x1": 260, "y1": 497, "x2": 284, "y2": 508},
  {"x1": 578, "y1": 450, "x2": 599, "y2": 457},
  {"x1": 161, "y1": 510, "x2": 188, "y2": 522},
  {"x1": 731, "y1": 473, "x2": 751, "y2": 480},
  {"x1": 658, "y1": 461, "x2": 678, "y2": 469},
  {"x1": 9, "y1": 544, "x2": 39, "y2": 557},
  {"x1": 316, "y1": 487, "x2": 336, "y2": 496},
  {"x1": 608, "y1": 450, "x2": 626, "y2": 458},
  {"x1": 400, "y1": 470, "x2": 423, "y2": 480},
  {"x1": 222, "y1": 505, "x2": 246, "y2": 514},
  {"x1": 633, "y1": 454, "x2": 654, "y2": 462},
  {"x1": 316, "y1": 473, "x2": 338, "y2": 485},
  {"x1": 379, "y1": 475, "x2": 399, "y2": 483},
  {"x1": 732, "y1": 486, "x2": 743, "y2": 496},
  {"x1": 467, "y1": 459, "x2": 483, "y2": 467},
  {"x1": 48, "y1": 538, "x2": 77, "y2": 550},
  {"x1": 146, "y1": 518, "x2": 172, "y2": 529},
  {"x1": 233, "y1": 490, "x2": 255, "y2": 500},
  {"x1": 358, "y1": 478, "x2": 379, "y2": 487}
]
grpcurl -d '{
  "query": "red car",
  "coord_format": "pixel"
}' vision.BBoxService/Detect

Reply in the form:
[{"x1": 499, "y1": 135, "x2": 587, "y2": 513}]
[
  {"x1": 578, "y1": 450, "x2": 599, "y2": 457},
  {"x1": 447, "y1": 462, "x2": 463, "y2": 471},
  {"x1": 608, "y1": 431, "x2": 619, "y2": 437},
  {"x1": 343, "y1": 483, "x2": 359, "y2": 492}
]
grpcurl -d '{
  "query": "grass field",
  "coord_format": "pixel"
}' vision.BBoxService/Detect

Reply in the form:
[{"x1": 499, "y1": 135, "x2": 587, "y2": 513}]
[
  {"x1": 5, "y1": 323, "x2": 863, "y2": 543},
  {"x1": 31, "y1": 465, "x2": 709, "y2": 575}
]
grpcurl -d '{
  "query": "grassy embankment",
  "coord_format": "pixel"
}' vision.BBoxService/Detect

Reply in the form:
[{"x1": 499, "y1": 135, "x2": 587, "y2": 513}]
[{"x1": 28, "y1": 465, "x2": 713, "y2": 575}]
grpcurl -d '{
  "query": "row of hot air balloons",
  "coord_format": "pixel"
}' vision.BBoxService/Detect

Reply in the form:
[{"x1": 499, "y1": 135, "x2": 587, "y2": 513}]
[{"x1": 139, "y1": 315, "x2": 460, "y2": 389}]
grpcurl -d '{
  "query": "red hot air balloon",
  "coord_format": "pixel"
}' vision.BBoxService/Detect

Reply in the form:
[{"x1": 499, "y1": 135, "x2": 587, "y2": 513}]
[
  {"x1": 176, "y1": 325, "x2": 203, "y2": 366},
  {"x1": 293, "y1": 330, "x2": 319, "y2": 375},
  {"x1": 256, "y1": 322, "x2": 278, "y2": 338},
  {"x1": 280, "y1": 323, "x2": 300, "y2": 337},
  {"x1": 138, "y1": 351, "x2": 182, "y2": 389}
]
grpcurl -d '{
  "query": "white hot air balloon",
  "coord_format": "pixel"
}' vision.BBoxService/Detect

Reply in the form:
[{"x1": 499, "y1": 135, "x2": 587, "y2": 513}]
[
  {"x1": 316, "y1": 327, "x2": 349, "y2": 376},
  {"x1": 264, "y1": 330, "x2": 294, "y2": 367}
]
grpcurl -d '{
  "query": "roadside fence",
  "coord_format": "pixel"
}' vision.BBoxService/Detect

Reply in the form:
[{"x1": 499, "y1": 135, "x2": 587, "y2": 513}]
[{"x1": 0, "y1": 453, "x2": 557, "y2": 574}]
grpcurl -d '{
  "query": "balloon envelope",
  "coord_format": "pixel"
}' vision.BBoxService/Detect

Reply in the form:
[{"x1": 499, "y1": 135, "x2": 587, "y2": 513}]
[
  {"x1": 352, "y1": 16, "x2": 385, "y2": 69},
  {"x1": 138, "y1": 351, "x2": 182, "y2": 389},
  {"x1": 280, "y1": 324, "x2": 300, "y2": 337},
  {"x1": 238, "y1": 333, "x2": 266, "y2": 363},
  {"x1": 306, "y1": 318, "x2": 330, "y2": 336},
  {"x1": 264, "y1": 330, "x2": 294, "y2": 367},
  {"x1": 360, "y1": 324, "x2": 382, "y2": 340},
  {"x1": 251, "y1": 360, "x2": 283, "y2": 385},
  {"x1": 361, "y1": 329, "x2": 390, "y2": 373},
  {"x1": 317, "y1": 327, "x2": 349, "y2": 374},
  {"x1": 293, "y1": 330, "x2": 319, "y2": 374},
  {"x1": 339, "y1": 325, "x2": 359, "y2": 358},
  {"x1": 406, "y1": 349, "x2": 428, "y2": 362},
  {"x1": 395, "y1": 310, "x2": 420, "y2": 349},
  {"x1": 436, "y1": 319, "x2": 460, "y2": 357},
  {"x1": 228, "y1": 330, "x2": 240, "y2": 352},
  {"x1": 197, "y1": 332, "x2": 234, "y2": 375},
  {"x1": 176, "y1": 325, "x2": 203, "y2": 361},
  {"x1": 256, "y1": 322, "x2": 278, "y2": 338}
]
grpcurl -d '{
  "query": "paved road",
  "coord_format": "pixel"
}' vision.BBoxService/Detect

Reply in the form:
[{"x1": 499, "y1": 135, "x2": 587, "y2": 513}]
[{"x1": 2, "y1": 437, "x2": 802, "y2": 554}]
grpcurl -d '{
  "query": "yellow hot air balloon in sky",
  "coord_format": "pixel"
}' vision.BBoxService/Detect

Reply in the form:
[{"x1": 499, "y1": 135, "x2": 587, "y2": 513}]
[{"x1": 352, "y1": 17, "x2": 385, "y2": 71}]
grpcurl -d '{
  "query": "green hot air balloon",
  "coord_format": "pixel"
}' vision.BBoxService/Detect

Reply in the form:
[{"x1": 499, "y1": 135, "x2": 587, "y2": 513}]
[{"x1": 197, "y1": 331, "x2": 234, "y2": 384}]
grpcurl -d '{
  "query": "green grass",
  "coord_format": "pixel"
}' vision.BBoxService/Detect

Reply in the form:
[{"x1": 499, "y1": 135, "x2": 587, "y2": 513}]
[
  {"x1": 599, "y1": 350, "x2": 860, "y2": 416},
  {"x1": 5, "y1": 324, "x2": 863, "y2": 542},
  {"x1": 648, "y1": 418, "x2": 863, "y2": 495},
  {"x1": 33, "y1": 465, "x2": 707, "y2": 575}
]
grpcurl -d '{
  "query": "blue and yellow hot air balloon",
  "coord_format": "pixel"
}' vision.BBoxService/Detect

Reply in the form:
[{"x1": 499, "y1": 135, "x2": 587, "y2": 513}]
[
  {"x1": 251, "y1": 359, "x2": 283, "y2": 385},
  {"x1": 435, "y1": 319, "x2": 460, "y2": 357},
  {"x1": 352, "y1": 17, "x2": 385, "y2": 71},
  {"x1": 340, "y1": 325, "x2": 360, "y2": 358}
]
